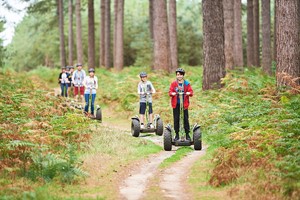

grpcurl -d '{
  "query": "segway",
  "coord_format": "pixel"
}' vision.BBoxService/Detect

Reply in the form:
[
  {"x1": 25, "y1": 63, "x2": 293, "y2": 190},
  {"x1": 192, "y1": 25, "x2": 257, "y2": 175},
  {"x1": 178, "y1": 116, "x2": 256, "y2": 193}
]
[
  {"x1": 163, "y1": 91, "x2": 202, "y2": 151},
  {"x1": 87, "y1": 87, "x2": 102, "y2": 122},
  {"x1": 70, "y1": 87, "x2": 102, "y2": 122},
  {"x1": 131, "y1": 93, "x2": 163, "y2": 137}
]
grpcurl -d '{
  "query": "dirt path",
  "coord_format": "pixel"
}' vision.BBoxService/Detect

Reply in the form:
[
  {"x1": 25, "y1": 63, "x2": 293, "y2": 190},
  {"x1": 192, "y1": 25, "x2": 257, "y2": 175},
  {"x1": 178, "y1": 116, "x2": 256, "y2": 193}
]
[
  {"x1": 104, "y1": 105, "x2": 207, "y2": 199},
  {"x1": 159, "y1": 147, "x2": 206, "y2": 200},
  {"x1": 119, "y1": 151, "x2": 174, "y2": 200},
  {"x1": 75, "y1": 102, "x2": 206, "y2": 199}
]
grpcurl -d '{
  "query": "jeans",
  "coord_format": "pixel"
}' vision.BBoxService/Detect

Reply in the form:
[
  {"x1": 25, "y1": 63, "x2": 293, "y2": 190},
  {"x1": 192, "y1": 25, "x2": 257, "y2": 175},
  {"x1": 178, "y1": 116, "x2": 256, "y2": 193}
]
[
  {"x1": 84, "y1": 94, "x2": 96, "y2": 114},
  {"x1": 173, "y1": 104, "x2": 190, "y2": 134},
  {"x1": 60, "y1": 83, "x2": 68, "y2": 97}
]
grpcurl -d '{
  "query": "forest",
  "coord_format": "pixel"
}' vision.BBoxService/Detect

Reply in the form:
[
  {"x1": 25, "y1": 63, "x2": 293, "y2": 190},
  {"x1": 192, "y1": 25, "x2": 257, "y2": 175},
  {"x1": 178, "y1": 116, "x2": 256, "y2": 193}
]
[{"x1": 0, "y1": 0, "x2": 299, "y2": 199}]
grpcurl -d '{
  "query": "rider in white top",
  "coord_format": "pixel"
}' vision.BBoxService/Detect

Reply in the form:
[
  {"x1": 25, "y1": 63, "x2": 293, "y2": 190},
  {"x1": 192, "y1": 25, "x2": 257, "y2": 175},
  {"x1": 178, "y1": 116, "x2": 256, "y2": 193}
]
[
  {"x1": 83, "y1": 68, "x2": 98, "y2": 116},
  {"x1": 137, "y1": 72, "x2": 156, "y2": 129}
]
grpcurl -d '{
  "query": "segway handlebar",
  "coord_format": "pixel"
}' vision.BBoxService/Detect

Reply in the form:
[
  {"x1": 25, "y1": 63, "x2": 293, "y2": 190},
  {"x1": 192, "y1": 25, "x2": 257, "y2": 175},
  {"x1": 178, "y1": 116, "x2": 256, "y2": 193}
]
[{"x1": 171, "y1": 91, "x2": 191, "y2": 96}]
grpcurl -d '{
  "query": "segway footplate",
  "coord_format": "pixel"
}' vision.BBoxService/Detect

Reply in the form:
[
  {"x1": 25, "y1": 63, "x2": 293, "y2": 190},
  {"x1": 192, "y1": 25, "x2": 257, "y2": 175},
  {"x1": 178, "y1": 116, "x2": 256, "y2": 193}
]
[{"x1": 173, "y1": 139, "x2": 193, "y2": 146}]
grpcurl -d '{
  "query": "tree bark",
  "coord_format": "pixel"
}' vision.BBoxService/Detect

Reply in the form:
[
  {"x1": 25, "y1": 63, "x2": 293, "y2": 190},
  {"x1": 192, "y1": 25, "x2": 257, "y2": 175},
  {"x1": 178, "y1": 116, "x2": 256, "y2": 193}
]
[
  {"x1": 233, "y1": 0, "x2": 243, "y2": 67},
  {"x1": 68, "y1": 0, "x2": 74, "y2": 66},
  {"x1": 202, "y1": 0, "x2": 226, "y2": 90},
  {"x1": 247, "y1": 0, "x2": 254, "y2": 67},
  {"x1": 276, "y1": 0, "x2": 300, "y2": 88},
  {"x1": 168, "y1": 0, "x2": 178, "y2": 71},
  {"x1": 113, "y1": 0, "x2": 124, "y2": 71},
  {"x1": 152, "y1": 0, "x2": 170, "y2": 71},
  {"x1": 75, "y1": 0, "x2": 83, "y2": 64},
  {"x1": 149, "y1": 0, "x2": 154, "y2": 41},
  {"x1": 273, "y1": 2, "x2": 277, "y2": 62},
  {"x1": 105, "y1": 0, "x2": 111, "y2": 68},
  {"x1": 58, "y1": 0, "x2": 66, "y2": 68},
  {"x1": 88, "y1": 0, "x2": 95, "y2": 69},
  {"x1": 253, "y1": 0, "x2": 260, "y2": 66},
  {"x1": 262, "y1": 0, "x2": 272, "y2": 75},
  {"x1": 223, "y1": 0, "x2": 234, "y2": 70},
  {"x1": 100, "y1": 0, "x2": 105, "y2": 67}
]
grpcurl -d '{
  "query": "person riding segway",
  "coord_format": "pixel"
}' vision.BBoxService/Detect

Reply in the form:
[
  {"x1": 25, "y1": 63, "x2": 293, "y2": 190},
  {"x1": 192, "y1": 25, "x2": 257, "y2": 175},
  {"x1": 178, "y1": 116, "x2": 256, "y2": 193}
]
[
  {"x1": 131, "y1": 72, "x2": 163, "y2": 137},
  {"x1": 72, "y1": 63, "x2": 86, "y2": 108},
  {"x1": 82, "y1": 68, "x2": 102, "y2": 121},
  {"x1": 163, "y1": 68, "x2": 202, "y2": 151}
]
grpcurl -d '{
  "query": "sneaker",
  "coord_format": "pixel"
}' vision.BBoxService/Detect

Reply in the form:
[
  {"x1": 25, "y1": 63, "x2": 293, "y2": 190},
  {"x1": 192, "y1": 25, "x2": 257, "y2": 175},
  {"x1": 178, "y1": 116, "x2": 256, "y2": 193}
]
[
  {"x1": 140, "y1": 124, "x2": 145, "y2": 129},
  {"x1": 150, "y1": 124, "x2": 154, "y2": 129},
  {"x1": 174, "y1": 133, "x2": 179, "y2": 141}
]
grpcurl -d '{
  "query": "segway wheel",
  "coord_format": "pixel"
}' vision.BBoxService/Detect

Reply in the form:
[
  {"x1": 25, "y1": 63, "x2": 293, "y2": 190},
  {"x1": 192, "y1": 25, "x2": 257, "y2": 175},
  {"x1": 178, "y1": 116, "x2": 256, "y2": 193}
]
[
  {"x1": 155, "y1": 118, "x2": 163, "y2": 136},
  {"x1": 163, "y1": 128, "x2": 172, "y2": 151},
  {"x1": 193, "y1": 128, "x2": 202, "y2": 150},
  {"x1": 131, "y1": 119, "x2": 140, "y2": 137},
  {"x1": 95, "y1": 107, "x2": 102, "y2": 121}
]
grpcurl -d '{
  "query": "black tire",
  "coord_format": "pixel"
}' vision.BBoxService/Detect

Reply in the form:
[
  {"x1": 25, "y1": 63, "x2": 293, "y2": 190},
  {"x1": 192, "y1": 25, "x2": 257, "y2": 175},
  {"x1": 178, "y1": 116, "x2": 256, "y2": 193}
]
[
  {"x1": 131, "y1": 119, "x2": 140, "y2": 137},
  {"x1": 193, "y1": 128, "x2": 202, "y2": 150},
  {"x1": 96, "y1": 108, "x2": 102, "y2": 121},
  {"x1": 163, "y1": 128, "x2": 172, "y2": 151},
  {"x1": 155, "y1": 118, "x2": 164, "y2": 136}
]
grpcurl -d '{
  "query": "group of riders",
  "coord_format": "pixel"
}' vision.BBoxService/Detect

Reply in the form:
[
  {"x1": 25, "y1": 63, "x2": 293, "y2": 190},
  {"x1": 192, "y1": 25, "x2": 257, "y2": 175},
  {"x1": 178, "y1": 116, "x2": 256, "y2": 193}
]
[
  {"x1": 59, "y1": 65, "x2": 193, "y2": 141},
  {"x1": 58, "y1": 63, "x2": 98, "y2": 116},
  {"x1": 137, "y1": 68, "x2": 194, "y2": 141}
]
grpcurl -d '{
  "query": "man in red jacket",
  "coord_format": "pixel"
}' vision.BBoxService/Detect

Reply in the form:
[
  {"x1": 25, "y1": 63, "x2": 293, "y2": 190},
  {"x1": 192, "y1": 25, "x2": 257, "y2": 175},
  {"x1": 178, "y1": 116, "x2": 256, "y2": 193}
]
[{"x1": 169, "y1": 68, "x2": 194, "y2": 141}]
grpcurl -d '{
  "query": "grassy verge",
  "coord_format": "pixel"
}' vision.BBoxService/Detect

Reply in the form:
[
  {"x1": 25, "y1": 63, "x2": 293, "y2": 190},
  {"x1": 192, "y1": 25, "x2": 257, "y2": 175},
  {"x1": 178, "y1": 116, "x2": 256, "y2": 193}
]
[
  {"x1": 0, "y1": 68, "x2": 162, "y2": 199},
  {"x1": 190, "y1": 68, "x2": 299, "y2": 199}
]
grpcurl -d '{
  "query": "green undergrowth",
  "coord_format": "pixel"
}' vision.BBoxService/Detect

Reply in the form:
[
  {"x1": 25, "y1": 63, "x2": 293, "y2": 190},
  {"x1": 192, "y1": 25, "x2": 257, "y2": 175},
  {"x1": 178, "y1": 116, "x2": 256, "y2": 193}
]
[
  {"x1": 194, "y1": 68, "x2": 300, "y2": 199},
  {"x1": 0, "y1": 70, "x2": 93, "y2": 199},
  {"x1": 2, "y1": 66, "x2": 299, "y2": 199}
]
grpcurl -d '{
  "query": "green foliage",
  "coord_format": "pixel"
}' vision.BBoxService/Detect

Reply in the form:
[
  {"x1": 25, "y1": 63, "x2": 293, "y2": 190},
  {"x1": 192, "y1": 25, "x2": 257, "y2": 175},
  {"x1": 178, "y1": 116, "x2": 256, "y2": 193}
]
[
  {"x1": 5, "y1": 12, "x2": 59, "y2": 70},
  {"x1": 197, "y1": 68, "x2": 299, "y2": 197},
  {"x1": 0, "y1": 71, "x2": 89, "y2": 186},
  {"x1": 5, "y1": 0, "x2": 203, "y2": 71},
  {"x1": 27, "y1": 145, "x2": 88, "y2": 183}
]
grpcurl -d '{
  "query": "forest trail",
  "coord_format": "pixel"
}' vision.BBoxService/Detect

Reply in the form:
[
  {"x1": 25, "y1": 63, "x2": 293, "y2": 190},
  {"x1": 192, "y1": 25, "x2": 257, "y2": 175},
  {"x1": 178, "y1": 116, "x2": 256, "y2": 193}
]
[
  {"x1": 55, "y1": 88, "x2": 207, "y2": 199},
  {"x1": 159, "y1": 148, "x2": 206, "y2": 200},
  {"x1": 99, "y1": 106, "x2": 206, "y2": 199}
]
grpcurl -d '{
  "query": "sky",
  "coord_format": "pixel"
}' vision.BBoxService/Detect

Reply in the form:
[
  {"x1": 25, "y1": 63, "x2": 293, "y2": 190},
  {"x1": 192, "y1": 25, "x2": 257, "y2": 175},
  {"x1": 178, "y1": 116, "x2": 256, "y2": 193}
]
[{"x1": 0, "y1": 0, "x2": 29, "y2": 46}]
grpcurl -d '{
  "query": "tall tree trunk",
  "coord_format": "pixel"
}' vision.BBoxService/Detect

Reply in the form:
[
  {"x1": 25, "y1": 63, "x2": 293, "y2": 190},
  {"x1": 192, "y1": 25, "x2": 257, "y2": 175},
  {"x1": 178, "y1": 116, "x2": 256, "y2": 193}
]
[
  {"x1": 149, "y1": 0, "x2": 154, "y2": 41},
  {"x1": 68, "y1": 0, "x2": 74, "y2": 66},
  {"x1": 152, "y1": 0, "x2": 170, "y2": 71},
  {"x1": 276, "y1": 0, "x2": 300, "y2": 88},
  {"x1": 202, "y1": 0, "x2": 226, "y2": 90},
  {"x1": 168, "y1": 0, "x2": 178, "y2": 71},
  {"x1": 100, "y1": 0, "x2": 105, "y2": 67},
  {"x1": 113, "y1": 0, "x2": 124, "y2": 71},
  {"x1": 233, "y1": 0, "x2": 243, "y2": 67},
  {"x1": 247, "y1": 0, "x2": 254, "y2": 67},
  {"x1": 223, "y1": 0, "x2": 234, "y2": 70},
  {"x1": 262, "y1": 0, "x2": 272, "y2": 75},
  {"x1": 104, "y1": 0, "x2": 111, "y2": 68},
  {"x1": 253, "y1": 0, "x2": 260, "y2": 66},
  {"x1": 75, "y1": 0, "x2": 83, "y2": 64},
  {"x1": 58, "y1": 0, "x2": 66, "y2": 68},
  {"x1": 273, "y1": 2, "x2": 277, "y2": 62},
  {"x1": 88, "y1": 0, "x2": 95, "y2": 69}
]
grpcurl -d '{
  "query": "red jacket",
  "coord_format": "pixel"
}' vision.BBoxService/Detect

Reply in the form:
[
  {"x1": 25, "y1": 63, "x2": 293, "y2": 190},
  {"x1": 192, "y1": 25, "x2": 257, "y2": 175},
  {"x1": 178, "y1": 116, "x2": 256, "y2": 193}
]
[{"x1": 169, "y1": 80, "x2": 193, "y2": 109}]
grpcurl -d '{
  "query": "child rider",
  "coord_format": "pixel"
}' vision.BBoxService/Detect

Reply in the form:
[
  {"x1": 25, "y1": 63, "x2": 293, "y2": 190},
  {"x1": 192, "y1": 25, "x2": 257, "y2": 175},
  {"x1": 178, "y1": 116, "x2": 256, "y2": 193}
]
[
  {"x1": 169, "y1": 68, "x2": 193, "y2": 141},
  {"x1": 137, "y1": 72, "x2": 156, "y2": 129}
]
